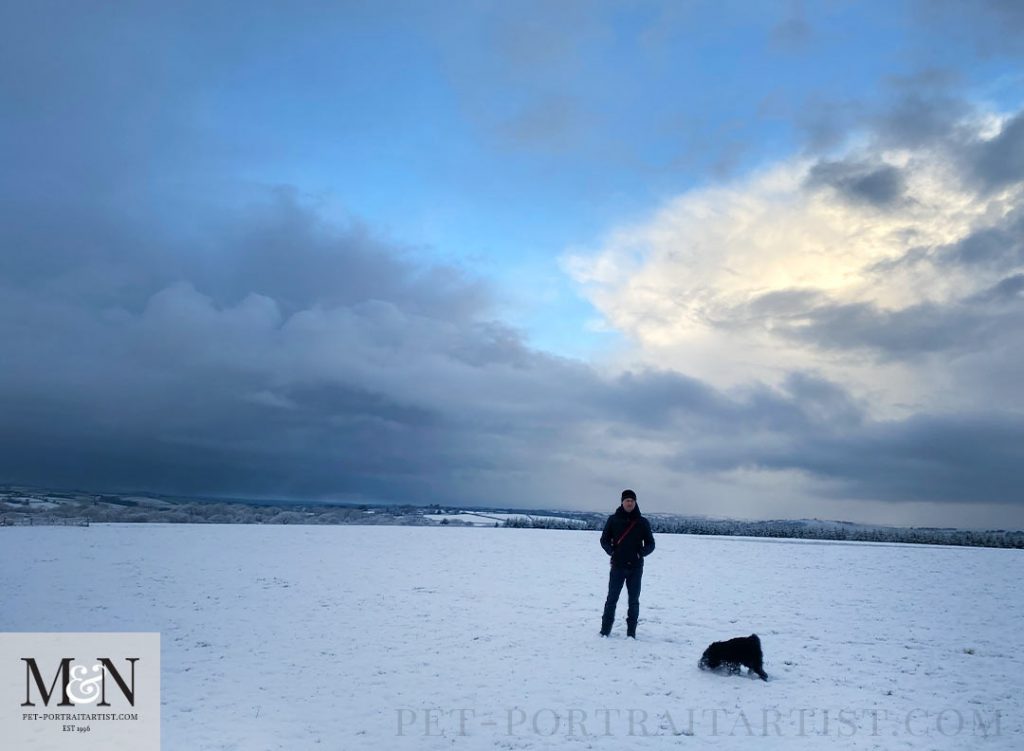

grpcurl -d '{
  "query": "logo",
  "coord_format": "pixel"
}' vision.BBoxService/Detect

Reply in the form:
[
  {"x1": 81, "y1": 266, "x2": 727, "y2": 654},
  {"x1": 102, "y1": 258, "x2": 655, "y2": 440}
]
[
  {"x1": 1, "y1": 633, "x2": 160, "y2": 750},
  {"x1": 21, "y1": 657, "x2": 139, "y2": 708}
]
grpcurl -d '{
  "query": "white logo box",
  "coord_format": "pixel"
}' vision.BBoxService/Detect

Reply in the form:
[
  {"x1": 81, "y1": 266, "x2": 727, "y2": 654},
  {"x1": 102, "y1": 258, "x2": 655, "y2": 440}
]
[{"x1": 0, "y1": 633, "x2": 160, "y2": 751}]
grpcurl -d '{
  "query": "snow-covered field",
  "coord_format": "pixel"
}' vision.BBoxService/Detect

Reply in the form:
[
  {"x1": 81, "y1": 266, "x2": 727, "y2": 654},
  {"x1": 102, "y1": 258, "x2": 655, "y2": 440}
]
[
  {"x1": 2, "y1": 524, "x2": 1022, "y2": 750},
  {"x1": 427, "y1": 512, "x2": 588, "y2": 527}
]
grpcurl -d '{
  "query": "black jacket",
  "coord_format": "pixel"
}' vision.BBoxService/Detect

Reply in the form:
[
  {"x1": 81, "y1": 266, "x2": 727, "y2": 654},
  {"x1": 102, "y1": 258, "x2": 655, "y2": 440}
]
[{"x1": 600, "y1": 503, "x2": 655, "y2": 568}]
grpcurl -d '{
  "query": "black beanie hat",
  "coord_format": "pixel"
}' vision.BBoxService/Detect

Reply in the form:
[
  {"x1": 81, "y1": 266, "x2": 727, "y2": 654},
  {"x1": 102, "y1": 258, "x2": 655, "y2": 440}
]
[{"x1": 621, "y1": 489, "x2": 637, "y2": 502}]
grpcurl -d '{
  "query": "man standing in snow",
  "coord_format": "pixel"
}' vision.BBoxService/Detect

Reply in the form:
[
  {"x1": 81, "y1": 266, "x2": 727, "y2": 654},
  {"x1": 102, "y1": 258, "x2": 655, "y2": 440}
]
[{"x1": 599, "y1": 489, "x2": 655, "y2": 638}]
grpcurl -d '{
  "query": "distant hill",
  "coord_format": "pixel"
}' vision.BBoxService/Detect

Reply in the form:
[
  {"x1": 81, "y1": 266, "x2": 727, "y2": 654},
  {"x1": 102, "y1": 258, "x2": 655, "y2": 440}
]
[{"x1": 2, "y1": 486, "x2": 1021, "y2": 549}]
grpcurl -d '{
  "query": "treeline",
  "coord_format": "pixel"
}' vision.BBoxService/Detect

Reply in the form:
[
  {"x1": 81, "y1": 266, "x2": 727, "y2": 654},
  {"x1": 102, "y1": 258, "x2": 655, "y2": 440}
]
[
  {"x1": 505, "y1": 514, "x2": 1024, "y2": 549},
  {"x1": 0, "y1": 497, "x2": 433, "y2": 526},
  {"x1": 5, "y1": 492, "x2": 1022, "y2": 549},
  {"x1": 502, "y1": 515, "x2": 595, "y2": 531}
]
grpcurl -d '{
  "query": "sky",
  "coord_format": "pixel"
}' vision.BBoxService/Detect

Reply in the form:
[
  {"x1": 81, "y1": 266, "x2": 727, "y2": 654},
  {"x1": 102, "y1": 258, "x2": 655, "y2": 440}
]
[{"x1": 2, "y1": 0, "x2": 1024, "y2": 528}]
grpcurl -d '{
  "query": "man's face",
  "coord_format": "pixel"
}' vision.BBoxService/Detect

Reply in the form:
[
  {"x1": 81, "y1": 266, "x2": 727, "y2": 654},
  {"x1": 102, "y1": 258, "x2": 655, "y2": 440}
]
[{"x1": 622, "y1": 497, "x2": 636, "y2": 510}]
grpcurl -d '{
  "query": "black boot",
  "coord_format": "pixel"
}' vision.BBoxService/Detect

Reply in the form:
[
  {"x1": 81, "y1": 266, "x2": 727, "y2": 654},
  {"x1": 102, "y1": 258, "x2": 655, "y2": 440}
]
[
  {"x1": 626, "y1": 620, "x2": 637, "y2": 639},
  {"x1": 600, "y1": 617, "x2": 612, "y2": 636}
]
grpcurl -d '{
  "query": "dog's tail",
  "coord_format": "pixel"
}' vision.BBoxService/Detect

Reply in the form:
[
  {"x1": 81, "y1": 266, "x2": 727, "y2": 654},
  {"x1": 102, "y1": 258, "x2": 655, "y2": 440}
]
[{"x1": 750, "y1": 634, "x2": 767, "y2": 681}]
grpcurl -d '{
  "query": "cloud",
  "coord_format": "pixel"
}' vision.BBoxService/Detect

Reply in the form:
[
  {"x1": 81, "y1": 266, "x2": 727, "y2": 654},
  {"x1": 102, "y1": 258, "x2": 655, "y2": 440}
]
[
  {"x1": 757, "y1": 411, "x2": 1024, "y2": 506},
  {"x1": 769, "y1": 0, "x2": 812, "y2": 52},
  {"x1": 494, "y1": 94, "x2": 586, "y2": 153},
  {"x1": 428, "y1": 0, "x2": 606, "y2": 154},
  {"x1": 790, "y1": 64, "x2": 973, "y2": 156},
  {"x1": 805, "y1": 160, "x2": 908, "y2": 208},
  {"x1": 969, "y1": 273, "x2": 1024, "y2": 302},
  {"x1": 565, "y1": 103, "x2": 1024, "y2": 535},
  {"x1": 749, "y1": 295, "x2": 1016, "y2": 359},
  {"x1": 606, "y1": 371, "x2": 1024, "y2": 510},
  {"x1": 970, "y1": 112, "x2": 1024, "y2": 191},
  {"x1": 568, "y1": 108, "x2": 1024, "y2": 405},
  {"x1": 935, "y1": 207, "x2": 1024, "y2": 269},
  {"x1": 916, "y1": 0, "x2": 1024, "y2": 57},
  {"x1": 0, "y1": 179, "x2": 549, "y2": 501},
  {"x1": 4, "y1": 1, "x2": 1024, "y2": 528},
  {"x1": 0, "y1": 2, "x2": 614, "y2": 509},
  {"x1": 872, "y1": 88, "x2": 970, "y2": 150},
  {"x1": 4, "y1": 181, "x2": 1024, "y2": 523},
  {"x1": 5, "y1": 174, "x2": 1019, "y2": 518}
]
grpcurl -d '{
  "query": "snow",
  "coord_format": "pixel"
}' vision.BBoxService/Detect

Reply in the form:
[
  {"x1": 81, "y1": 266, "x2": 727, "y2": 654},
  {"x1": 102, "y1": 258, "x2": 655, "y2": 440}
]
[
  {"x1": 425, "y1": 512, "x2": 587, "y2": 527},
  {"x1": 2, "y1": 524, "x2": 1022, "y2": 749},
  {"x1": 424, "y1": 512, "x2": 511, "y2": 525},
  {"x1": 11, "y1": 496, "x2": 62, "y2": 509}
]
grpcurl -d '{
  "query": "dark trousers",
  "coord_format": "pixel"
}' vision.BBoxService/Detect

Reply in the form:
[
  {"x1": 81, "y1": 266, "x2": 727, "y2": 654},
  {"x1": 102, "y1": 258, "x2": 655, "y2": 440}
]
[{"x1": 601, "y1": 564, "x2": 642, "y2": 633}]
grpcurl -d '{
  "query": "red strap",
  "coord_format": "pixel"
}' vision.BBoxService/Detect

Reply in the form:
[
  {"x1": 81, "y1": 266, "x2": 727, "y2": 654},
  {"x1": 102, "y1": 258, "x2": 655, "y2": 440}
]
[{"x1": 615, "y1": 519, "x2": 639, "y2": 546}]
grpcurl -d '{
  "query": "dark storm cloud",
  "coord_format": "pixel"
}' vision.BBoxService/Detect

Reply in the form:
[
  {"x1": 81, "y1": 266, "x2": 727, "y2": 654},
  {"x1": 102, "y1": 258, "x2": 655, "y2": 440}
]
[
  {"x1": 777, "y1": 300, "x2": 987, "y2": 357},
  {"x1": 792, "y1": 67, "x2": 970, "y2": 154},
  {"x1": 600, "y1": 370, "x2": 731, "y2": 429},
  {"x1": 757, "y1": 411, "x2": 1024, "y2": 506},
  {"x1": 937, "y1": 208, "x2": 1024, "y2": 269},
  {"x1": 870, "y1": 89, "x2": 970, "y2": 150},
  {"x1": 281, "y1": 382, "x2": 440, "y2": 428},
  {"x1": 198, "y1": 192, "x2": 491, "y2": 320},
  {"x1": 728, "y1": 286, "x2": 1023, "y2": 361},
  {"x1": 0, "y1": 0, "x2": 614, "y2": 505},
  {"x1": 825, "y1": 78, "x2": 1023, "y2": 195},
  {"x1": 0, "y1": 51, "x2": 543, "y2": 510},
  {"x1": 969, "y1": 273, "x2": 1024, "y2": 303},
  {"x1": 657, "y1": 379, "x2": 1024, "y2": 507},
  {"x1": 850, "y1": 84, "x2": 1024, "y2": 195},
  {"x1": 0, "y1": 0, "x2": 488, "y2": 322},
  {"x1": 0, "y1": 243, "x2": 567, "y2": 504},
  {"x1": 592, "y1": 370, "x2": 865, "y2": 443},
  {"x1": 805, "y1": 160, "x2": 908, "y2": 208},
  {"x1": 969, "y1": 112, "x2": 1024, "y2": 192},
  {"x1": 0, "y1": 161, "x2": 652, "y2": 506},
  {"x1": 744, "y1": 289, "x2": 824, "y2": 319}
]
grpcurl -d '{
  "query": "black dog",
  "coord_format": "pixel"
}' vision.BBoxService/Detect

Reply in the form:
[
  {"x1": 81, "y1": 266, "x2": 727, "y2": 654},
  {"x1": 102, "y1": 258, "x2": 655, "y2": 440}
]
[{"x1": 699, "y1": 634, "x2": 768, "y2": 681}]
